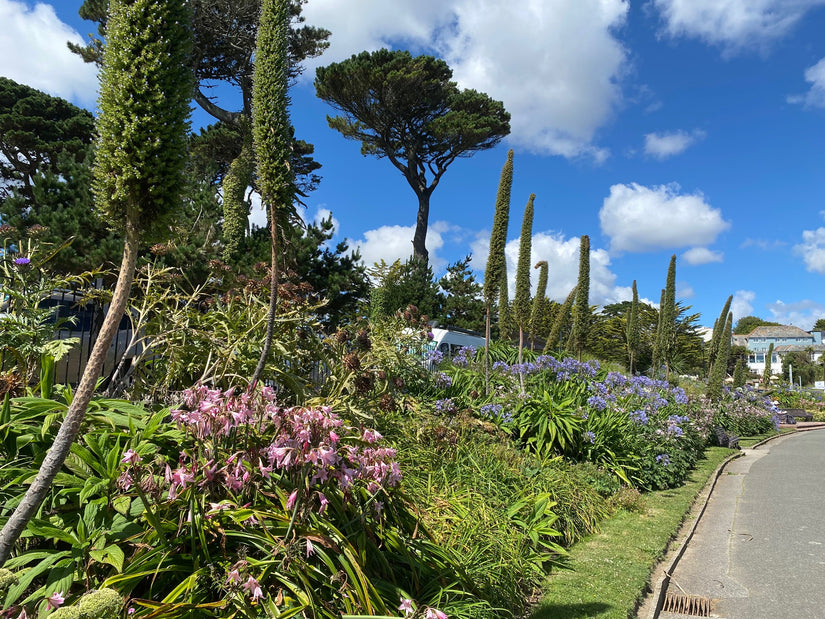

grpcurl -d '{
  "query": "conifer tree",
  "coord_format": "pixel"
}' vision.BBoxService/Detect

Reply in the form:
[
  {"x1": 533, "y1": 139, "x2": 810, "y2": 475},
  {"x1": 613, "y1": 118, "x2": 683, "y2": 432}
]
[
  {"x1": 530, "y1": 260, "x2": 548, "y2": 350},
  {"x1": 545, "y1": 286, "x2": 576, "y2": 353},
  {"x1": 572, "y1": 234, "x2": 590, "y2": 360},
  {"x1": 483, "y1": 150, "x2": 513, "y2": 388},
  {"x1": 513, "y1": 194, "x2": 535, "y2": 364},
  {"x1": 762, "y1": 342, "x2": 774, "y2": 386},
  {"x1": 250, "y1": 0, "x2": 296, "y2": 386},
  {"x1": 733, "y1": 357, "x2": 746, "y2": 388},
  {"x1": 707, "y1": 311, "x2": 732, "y2": 400},
  {"x1": 707, "y1": 295, "x2": 733, "y2": 379},
  {"x1": 0, "y1": 0, "x2": 192, "y2": 564},
  {"x1": 626, "y1": 279, "x2": 640, "y2": 374}
]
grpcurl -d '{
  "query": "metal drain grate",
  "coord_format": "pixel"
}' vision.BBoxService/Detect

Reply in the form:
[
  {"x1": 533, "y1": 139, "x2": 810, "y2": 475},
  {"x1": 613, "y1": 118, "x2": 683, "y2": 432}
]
[{"x1": 662, "y1": 592, "x2": 712, "y2": 616}]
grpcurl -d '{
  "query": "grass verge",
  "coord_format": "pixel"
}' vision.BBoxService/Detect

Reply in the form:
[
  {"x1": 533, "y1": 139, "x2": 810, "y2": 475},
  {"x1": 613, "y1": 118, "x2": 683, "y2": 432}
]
[{"x1": 529, "y1": 445, "x2": 739, "y2": 619}]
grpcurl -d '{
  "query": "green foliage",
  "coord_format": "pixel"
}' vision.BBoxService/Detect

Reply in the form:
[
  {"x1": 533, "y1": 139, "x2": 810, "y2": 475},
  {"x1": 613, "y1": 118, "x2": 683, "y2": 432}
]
[
  {"x1": 93, "y1": 0, "x2": 193, "y2": 237},
  {"x1": 572, "y1": 236, "x2": 590, "y2": 360},
  {"x1": 782, "y1": 350, "x2": 818, "y2": 385},
  {"x1": 316, "y1": 49, "x2": 510, "y2": 260},
  {"x1": 368, "y1": 257, "x2": 443, "y2": 321},
  {"x1": 733, "y1": 314, "x2": 781, "y2": 335},
  {"x1": 439, "y1": 255, "x2": 485, "y2": 332},
  {"x1": 530, "y1": 261, "x2": 549, "y2": 349},
  {"x1": 626, "y1": 280, "x2": 640, "y2": 374},
  {"x1": 0, "y1": 77, "x2": 94, "y2": 202},
  {"x1": 513, "y1": 194, "x2": 535, "y2": 336},
  {"x1": 763, "y1": 342, "x2": 774, "y2": 386},
  {"x1": 654, "y1": 255, "x2": 676, "y2": 377},
  {"x1": 545, "y1": 287, "x2": 576, "y2": 353},
  {"x1": 707, "y1": 312, "x2": 732, "y2": 400},
  {"x1": 732, "y1": 357, "x2": 747, "y2": 388},
  {"x1": 707, "y1": 295, "x2": 733, "y2": 377},
  {"x1": 483, "y1": 150, "x2": 513, "y2": 310},
  {"x1": 220, "y1": 132, "x2": 254, "y2": 262}
]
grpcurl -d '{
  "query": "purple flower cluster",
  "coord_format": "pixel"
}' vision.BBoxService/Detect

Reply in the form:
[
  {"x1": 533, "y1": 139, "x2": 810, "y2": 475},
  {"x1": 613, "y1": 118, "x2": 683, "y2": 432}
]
[
  {"x1": 584, "y1": 431, "x2": 596, "y2": 444},
  {"x1": 656, "y1": 454, "x2": 671, "y2": 466},
  {"x1": 435, "y1": 398, "x2": 456, "y2": 414},
  {"x1": 479, "y1": 402, "x2": 512, "y2": 423},
  {"x1": 451, "y1": 345, "x2": 476, "y2": 367},
  {"x1": 426, "y1": 349, "x2": 444, "y2": 365},
  {"x1": 434, "y1": 372, "x2": 452, "y2": 389}
]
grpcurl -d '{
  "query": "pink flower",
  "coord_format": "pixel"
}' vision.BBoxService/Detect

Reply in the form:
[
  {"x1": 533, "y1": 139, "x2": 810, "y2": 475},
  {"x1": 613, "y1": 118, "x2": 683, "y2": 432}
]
[
  {"x1": 226, "y1": 569, "x2": 242, "y2": 584},
  {"x1": 306, "y1": 538, "x2": 315, "y2": 557},
  {"x1": 286, "y1": 489, "x2": 298, "y2": 510},
  {"x1": 242, "y1": 576, "x2": 263, "y2": 602},
  {"x1": 46, "y1": 591, "x2": 65, "y2": 610},
  {"x1": 15, "y1": 610, "x2": 28, "y2": 619},
  {"x1": 317, "y1": 492, "x2": 329, "y2": 514},
  {"x1": 425, "y1": 609, "x2": 448, "y2": 619},
  {"x1": 398, "y1": 597, "x2": 414, "y2": 616},
  {"x1": 121, "y1": 449, "x2": 141, "y2": 465},
  {"x1": 362, "y1": 429, "x2": 382, "y2": 443},
  {"x1": 127, "y1": 608, "x2": 135, "y2": 615}
]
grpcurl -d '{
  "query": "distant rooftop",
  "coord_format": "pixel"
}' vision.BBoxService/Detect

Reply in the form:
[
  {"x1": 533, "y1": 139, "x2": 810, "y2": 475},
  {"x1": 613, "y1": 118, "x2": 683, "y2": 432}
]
[{"x1": 747, "y1": 325, "x2": 812, "y2": 338}]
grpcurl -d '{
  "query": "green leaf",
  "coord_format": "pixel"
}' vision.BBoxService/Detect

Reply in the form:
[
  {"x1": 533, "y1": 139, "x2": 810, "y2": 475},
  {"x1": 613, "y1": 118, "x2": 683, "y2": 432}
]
[
  {"x1": 89, "y1": 544, "x2": 125, "y2": 572},
  {"x1": 112, "y1": 496, "x2": 131, "y2": 516}
]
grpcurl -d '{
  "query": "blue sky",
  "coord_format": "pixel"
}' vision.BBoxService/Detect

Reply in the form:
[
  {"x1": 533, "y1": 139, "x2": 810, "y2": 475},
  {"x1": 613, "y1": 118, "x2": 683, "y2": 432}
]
[{"x1": 3, "y1": 0, "x2": 825, "y2": 329}]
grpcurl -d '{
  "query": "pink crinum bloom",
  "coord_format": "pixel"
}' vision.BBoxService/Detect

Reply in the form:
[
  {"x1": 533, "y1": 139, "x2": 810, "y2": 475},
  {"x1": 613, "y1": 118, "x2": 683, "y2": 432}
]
[{"x1": 242, "y1": 576, "x2": 264, "y2": 602}]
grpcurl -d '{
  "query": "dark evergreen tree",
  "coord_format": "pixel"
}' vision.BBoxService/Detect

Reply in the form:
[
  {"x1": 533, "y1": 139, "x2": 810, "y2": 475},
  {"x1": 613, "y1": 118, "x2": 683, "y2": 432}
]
[
  {"x1": 439, "y1": 255, "x2": 485, "y2": 332},
  {"x1": 369, "y1": 257, "x2": 443, "y2": 321},
  {"x1": 0, "y1": 0, "x2": 193, "y2": 563},
  {"x1": 762, "y1": 342, "x2": 774, "y2": 386},
  {"x1": 732, "y1": 357, "x2": 746, "y2": 388},
  {"x1": 707, "y1": 295, "x2": 733, "y2": 378},
  {"x1": 707, "y1": 312, "x2": 732, "y2": 400},
  {"x1": 626, "y1": 279, "x2": 640, "y2": 374},
  {"x1": 315, "y1": 50, "x2": 510, "y2": 262},
  {"x1": 530, "y1": 260, "x2": 548, "y2": 350},
  {"x1": 572, "y1": 235, "x2": 590, "y2": 360}
]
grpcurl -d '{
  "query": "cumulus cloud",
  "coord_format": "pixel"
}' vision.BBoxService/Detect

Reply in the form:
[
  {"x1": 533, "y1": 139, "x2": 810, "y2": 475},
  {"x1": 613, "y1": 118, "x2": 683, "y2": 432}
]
[
  {"x1": 0, "y1": 0, "x2": 98, "y2": 106},
  {"x1": 302, "y1": 0, "x2": 630, "y2": 160},
  {"x1": 766, "y1": 299, "x2": 825, "y2": 330},
  {"x1": 351, "y1": 220, "x2": 453, "y2": 273},
  {"x1": 652, "y1": 0, "x2": 825, "y2": 51},
  {"x1": 787, "y1": 56, "x2": 825, "y2": 108},
  {"x1": 793, "y1": 224, "x2": 825, "y2": 273},
  {"x1": 600, "y1": 183, "x2": 730, "y2": 253},
  {"x1": 682, "y1": 247, "x2": 723, "y2": 265},
  {"x1": 731, "y1": 290, "x2": 755, "y2": 320},
  {"x1": 470, "y1": 231, "x2": 629, "y2": 307},
  {"x1": 643, "y1": 129, "x2": 706, "y2": 159}
]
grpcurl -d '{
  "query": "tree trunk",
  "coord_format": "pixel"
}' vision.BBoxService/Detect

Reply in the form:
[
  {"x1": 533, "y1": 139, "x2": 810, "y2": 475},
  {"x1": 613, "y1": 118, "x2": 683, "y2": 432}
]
[
  {"x1": 412, "y1": 190, "x2": 430, "y2": 263},
  {"x1": 0, "y1": 206, "x2": 141, "y2": 565}
]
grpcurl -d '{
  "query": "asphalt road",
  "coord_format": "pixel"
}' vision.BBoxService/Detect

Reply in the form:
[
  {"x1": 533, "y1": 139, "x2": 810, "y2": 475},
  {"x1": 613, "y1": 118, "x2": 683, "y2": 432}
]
[{"x1": 658, "y1": 429, "x2": 825, "y2": 619}]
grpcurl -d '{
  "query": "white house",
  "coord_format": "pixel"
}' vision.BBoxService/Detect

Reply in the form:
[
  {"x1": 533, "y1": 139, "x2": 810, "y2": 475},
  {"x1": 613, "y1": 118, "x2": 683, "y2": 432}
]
[{"x1": 734, "y1": 325, "x2": 825, "y2": 375}]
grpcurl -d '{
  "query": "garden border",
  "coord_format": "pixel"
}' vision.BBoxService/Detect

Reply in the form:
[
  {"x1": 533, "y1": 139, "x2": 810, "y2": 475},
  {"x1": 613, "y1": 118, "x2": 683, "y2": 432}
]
[{"x1": 639, "y1": 431, "x2": 790, "y2": 619}]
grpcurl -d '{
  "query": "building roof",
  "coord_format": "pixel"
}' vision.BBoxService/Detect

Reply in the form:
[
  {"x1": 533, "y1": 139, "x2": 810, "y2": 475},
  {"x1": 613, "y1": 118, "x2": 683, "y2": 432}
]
[
  {"x1": 773, "y1": 344, "x2": 825, "y2": 353},
  {"x1": 746, "y1": 325, "x2": 813, "y2": 339}
]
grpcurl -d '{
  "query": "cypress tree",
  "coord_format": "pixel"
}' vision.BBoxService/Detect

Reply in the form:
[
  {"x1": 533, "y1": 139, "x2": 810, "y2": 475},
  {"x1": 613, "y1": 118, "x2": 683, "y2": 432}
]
[
  {"x1": 707, "y1": 295, "x2": 733, "y2": 379},
  {"x1": 530, "y1": 260, "x2": 548, "y2": 350},
  {"x1": 626, "y1": 279, "x2": 640, "y2": 374},
  {"x1": 707, "y1": 311, "x2": 732, "y2": 400},
  {"x1": 660, "y1": 254, "x2": 677, "y2": 379},
  {"x1": 572, "y1": 234, "x2": 590, "y2": 360},
  {"x1": 513, "y1": 193, "x2": 535, "y2": 366},
  {"x1": 733, "y1": 357, "x2": 746, "y2": 389},
  {"x1": 545, "y1": 286, "x2": 576, "y2": 353},
  {"x1": 0, "y1": 0, "x2": 192, "y2": 563},
  {"x1": 250, "y1": 0, "x2": 296, "y2": 386},
  {"x1": 483, "y1": 149, "x2": 513, "y2": 388},
  {"x1": 762, "y1": 342, "x2": 774, "y2": 386}
]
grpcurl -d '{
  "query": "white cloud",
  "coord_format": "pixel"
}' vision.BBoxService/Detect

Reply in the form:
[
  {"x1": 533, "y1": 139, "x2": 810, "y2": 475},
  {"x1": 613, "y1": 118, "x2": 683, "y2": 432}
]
[
  {"x1": 311, "y1": 207, "x2": 340, "y2": 235},
  {"x1": 0, "y1": 0, "x2": 98, "y2": 107},
  {"x1": 653, "y1": 0, "x2": 825, "y2": 51},
  {"x1": 643, "y1": 129, "x2": 706, "y2": 159},
  {"x1": 600, "y1": 183, "x2": 730, "y2": 253},
  {"x1": 788, "y1": 56, "x2": 825, "y2": 108},
  {"x1": 794, "y1": 225, "x2": 825, "y2": 273},
  {"x1": 677, "y1": 281, "x2": 695, "y2": 298},
  {"x1": 731, "y1": 290, "x2": 755, "y2": 320},
  {"x1": 766, "y1": 299, "x2": 825, "y2": 330},
  {"x1": 303, "y1": 0, "x2": 630, "y2": 160},
  {"x1": 470, "y1": 231, "x2": 628, "y2": 307},
  {"x1": 683, "y1": 247, "x2": 723, "y2": 265},
  {"x1": 351, "y1": 221, "x2": 451, "y2": 273}
]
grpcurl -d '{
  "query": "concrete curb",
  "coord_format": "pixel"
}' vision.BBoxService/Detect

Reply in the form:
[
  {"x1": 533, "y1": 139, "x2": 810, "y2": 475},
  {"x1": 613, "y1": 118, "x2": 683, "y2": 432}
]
[{"x1": 643, "y1": 426, "x2": 825, "y2": 619}]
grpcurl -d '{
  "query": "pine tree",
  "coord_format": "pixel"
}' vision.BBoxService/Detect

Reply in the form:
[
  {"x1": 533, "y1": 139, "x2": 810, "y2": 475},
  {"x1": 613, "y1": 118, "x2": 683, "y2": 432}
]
[
  {"x1": 707, "y1": 295, "x2": 733, "y2": 379},
  {"x1": 0, "y1": 0, "x2": 192, "y2": 563},
  {"x1": 530, "y1": 260, "x2": 548, "y2": 350},
  {"x1": 626, "y1": 279, "x2": 640, "y2": 374},
  {"x1": 483, "y1": 150, "x2": 513, "y2": 389},
  {"x1": 439, "y1": 255, "x2": 485, "y2": 331},
  {"x1": 572, "y1": 234, "x2": 590, "y2": 360},
  {"x1": 762, "y1": 342, "x2": 774, "y2": 386},
  {"x1": 513, "y1": 194, "x2": 535, "y2": 363},
  {"x1": 250, "y1": 0, "x2": 296, "y2": 386},
  {"x1": 707, "y1": 311, "x2": 732, "y2": 400}
]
